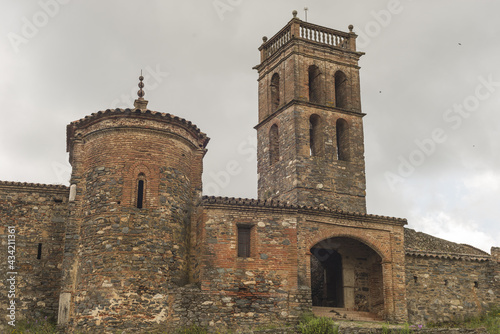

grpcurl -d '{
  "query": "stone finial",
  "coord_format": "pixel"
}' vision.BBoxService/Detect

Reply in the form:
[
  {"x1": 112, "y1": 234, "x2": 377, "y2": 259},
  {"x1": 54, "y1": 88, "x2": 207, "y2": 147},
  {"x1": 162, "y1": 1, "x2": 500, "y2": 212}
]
[
  {"x1": 134, "y1": 70, "x2": 149, "y2": 109},
  {"x1": 292, "y1": 10, "x2": 297, "y2": 18},
  {"x1": 262, "y1": 36, "x2": 268, "y2": 43},
  {"x1": 137, "y1": 72, "x2": 145, "y2": 98},
  {"x1": 348, "y1": 24, "x2": 354, "y2": 32}
]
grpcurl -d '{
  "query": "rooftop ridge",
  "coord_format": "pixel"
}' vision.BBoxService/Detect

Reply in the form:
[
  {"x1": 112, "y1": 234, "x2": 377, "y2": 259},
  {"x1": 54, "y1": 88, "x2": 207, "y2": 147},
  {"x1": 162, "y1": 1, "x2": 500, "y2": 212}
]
[
  {"x1": 404, "y1": 228, "x2": 490, "y2": 257},
  {"x1": 67, "y1": 108, "x2": 210, "y2": 149},
  {"x1": 0, "y1": 180, "x2": 69, "y2": 190},
  {"x1": 406, "y1": 249, "x2": 490, "y2": 261},
  {"x1": 458, "y1": 243, "x2": 490, "y2": 255},
  {"x1": 201, "y1": 196, "x2": 407, "y2": 223}
]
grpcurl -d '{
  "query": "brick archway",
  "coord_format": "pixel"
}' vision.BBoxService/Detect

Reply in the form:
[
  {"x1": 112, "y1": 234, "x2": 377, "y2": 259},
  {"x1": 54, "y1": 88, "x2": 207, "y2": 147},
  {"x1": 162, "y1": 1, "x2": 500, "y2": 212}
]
[
  {"x1": 308, "y1": 232, "x2": 388, "y2": 263},
  {"x1": 309, "y1": 236, "x2": 385, "y2": 316},
  {"x1": 300, "y1": 223, "x2": 407, "y2": 322}
]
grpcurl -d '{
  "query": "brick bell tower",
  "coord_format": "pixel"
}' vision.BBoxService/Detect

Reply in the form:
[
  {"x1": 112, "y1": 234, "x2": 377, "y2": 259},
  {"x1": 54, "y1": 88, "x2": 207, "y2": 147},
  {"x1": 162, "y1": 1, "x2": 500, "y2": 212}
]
[{"x1": 254, "y1": 11, "x2": 367, "y2": 213}]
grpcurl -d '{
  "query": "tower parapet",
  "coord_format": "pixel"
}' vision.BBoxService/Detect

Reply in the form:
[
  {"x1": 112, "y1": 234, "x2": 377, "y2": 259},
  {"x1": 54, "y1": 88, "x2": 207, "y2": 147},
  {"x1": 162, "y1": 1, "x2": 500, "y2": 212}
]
[{"x1": 259, "y1": 12, "x2": 358, "y2": 64}]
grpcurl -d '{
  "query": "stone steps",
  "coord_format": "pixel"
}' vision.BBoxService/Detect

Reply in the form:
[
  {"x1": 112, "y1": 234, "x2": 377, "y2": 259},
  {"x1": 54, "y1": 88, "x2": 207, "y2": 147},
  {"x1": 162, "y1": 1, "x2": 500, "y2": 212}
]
[{"x1": 312, "y1": 306, "x2": 383, "y2": 322}]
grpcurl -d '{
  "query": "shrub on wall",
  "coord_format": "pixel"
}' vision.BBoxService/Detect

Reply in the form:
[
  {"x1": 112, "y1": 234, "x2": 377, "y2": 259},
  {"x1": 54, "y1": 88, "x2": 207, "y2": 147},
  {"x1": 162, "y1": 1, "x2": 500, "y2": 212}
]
[{"x1": 297, "y1": 316, "x2": 338, "y2": 334}]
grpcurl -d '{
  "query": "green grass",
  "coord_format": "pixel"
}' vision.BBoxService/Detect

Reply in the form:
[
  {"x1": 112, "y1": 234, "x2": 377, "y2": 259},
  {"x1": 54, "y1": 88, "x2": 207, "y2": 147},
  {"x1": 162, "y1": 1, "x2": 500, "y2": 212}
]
[
  {"x1": 297, "y1": 313, "x2": 338, "y2": 334},
  {"x1": 426, "y1": 307, "x2": 500, "y2": 334},
  {"x1": 6, "y1": 317, "x2": 58, "y2": 334},
  {"x1": 172, "y1": 325, "x2": 209, "y2": 334}
]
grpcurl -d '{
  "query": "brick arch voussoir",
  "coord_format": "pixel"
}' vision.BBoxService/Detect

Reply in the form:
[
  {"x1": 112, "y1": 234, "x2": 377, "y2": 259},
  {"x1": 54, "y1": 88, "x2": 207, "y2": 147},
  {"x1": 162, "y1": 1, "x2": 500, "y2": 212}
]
[
  {"x1": 308, "y1": 231, "x2": 389, "y2": 263},
  {"x1": 129, "y1": 163, "x2": 154, "y2": 180},
  {"x1": 123, "y1": 162, "x2": 158, "y2": 207}
]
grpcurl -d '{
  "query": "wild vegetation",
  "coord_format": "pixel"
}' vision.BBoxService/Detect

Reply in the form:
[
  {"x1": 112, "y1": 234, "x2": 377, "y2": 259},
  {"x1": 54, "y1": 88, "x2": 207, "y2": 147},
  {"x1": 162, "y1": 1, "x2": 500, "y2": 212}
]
[
  {"x1": 5, "y1": 307, "x2": 499, "y2": 334},
  {"x1": 426, "y1": 306, "x2": 500, "y2": 334}
]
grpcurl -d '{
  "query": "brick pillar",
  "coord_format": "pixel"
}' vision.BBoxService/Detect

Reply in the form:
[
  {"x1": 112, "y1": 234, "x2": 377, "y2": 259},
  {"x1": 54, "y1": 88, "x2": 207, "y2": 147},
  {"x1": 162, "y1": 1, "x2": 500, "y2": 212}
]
[{"x1": 382, "y1": 261, "x2": 395, "y2": 320}]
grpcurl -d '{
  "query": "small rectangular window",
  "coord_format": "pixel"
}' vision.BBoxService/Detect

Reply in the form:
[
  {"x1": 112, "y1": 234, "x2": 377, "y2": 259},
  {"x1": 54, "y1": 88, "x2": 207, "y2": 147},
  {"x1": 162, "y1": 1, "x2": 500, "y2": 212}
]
[{"x1": 238, "y1": 226, "x2": 251, "y2": 258}]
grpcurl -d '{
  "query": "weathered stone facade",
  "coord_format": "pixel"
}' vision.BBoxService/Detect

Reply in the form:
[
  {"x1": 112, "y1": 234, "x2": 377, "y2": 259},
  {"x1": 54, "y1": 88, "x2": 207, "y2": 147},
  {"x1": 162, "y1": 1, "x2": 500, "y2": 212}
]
[
  {"x1": 405, "y1": 229, "x2": 499, "y2": 324},
  {"x1": 0, "y1": 182, "x2": 68, "y2": 320},
  {"x1": 58, "y1": 109, "x2": 209, "y2": 331},
  {"x1": 255, "y1": 19, "x2": 366, "y2": 213},
  {"x1": 0, "y1": 13, "x2": 498, "y2": 334}
]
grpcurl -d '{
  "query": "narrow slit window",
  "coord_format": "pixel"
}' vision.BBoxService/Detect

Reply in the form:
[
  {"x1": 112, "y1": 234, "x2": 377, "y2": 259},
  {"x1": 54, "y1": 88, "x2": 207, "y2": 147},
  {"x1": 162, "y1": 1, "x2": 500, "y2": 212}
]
[
  {"x1": 136, "y1": 173, "x2": 146, "y2": 209},
  {"x1": 137, "y1": 180, "x2": 144, "y2": 208},
  {"x1": 37, "y1": 243, "x2": 42, "y2": 260},
  {"x1": 238, "y1": 226, "x2": 251, "y2": 258}
]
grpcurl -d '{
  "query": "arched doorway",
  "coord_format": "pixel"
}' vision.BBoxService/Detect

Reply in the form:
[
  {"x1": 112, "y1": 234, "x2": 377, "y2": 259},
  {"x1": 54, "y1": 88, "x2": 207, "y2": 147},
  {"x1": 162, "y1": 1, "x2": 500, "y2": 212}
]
[{"x1": 310, "y1": 237, "x2": 384, "y2": 315}]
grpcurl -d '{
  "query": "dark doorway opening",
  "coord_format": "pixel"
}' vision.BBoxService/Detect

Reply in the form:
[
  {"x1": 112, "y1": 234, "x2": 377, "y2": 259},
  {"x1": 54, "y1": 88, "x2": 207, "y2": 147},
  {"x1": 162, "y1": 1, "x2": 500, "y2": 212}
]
[
  {"x1": 310, "y1": 237, "x2": 385, "y2": 316},
  {"x1": 310, "y1": 247, "x2": 344, "y2": 307}
]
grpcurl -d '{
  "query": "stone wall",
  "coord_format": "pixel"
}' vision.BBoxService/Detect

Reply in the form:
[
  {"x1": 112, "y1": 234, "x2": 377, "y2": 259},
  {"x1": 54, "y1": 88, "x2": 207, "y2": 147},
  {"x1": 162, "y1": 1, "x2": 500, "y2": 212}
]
[
  {"x1": 405, "y1": 255, "x2": 498, "y2": 324},
  {"x1": 256, "y1": 102, "x2": 367, "y2": 213},
  {"x1": 59, "y1": 109, "x2": 208, "y2": 332},
  {"x1": 199, "y1": 197, "x2": 408, "y2": 328},
  {"x1": 255, "y1": 21, "x2": 367, "y2": 213},
  {"x1": 0, "y1": 181, "x2": 68, "y2": 326},
  {"x1": 405, "y1": 229, "x2": 499, "y2": 324},
  {"x1": 339, "y1": 328, "x2": 489, "y2": 334},
  {"x1": 199, "y1": 198, "x2": 308, "y2": 331}
]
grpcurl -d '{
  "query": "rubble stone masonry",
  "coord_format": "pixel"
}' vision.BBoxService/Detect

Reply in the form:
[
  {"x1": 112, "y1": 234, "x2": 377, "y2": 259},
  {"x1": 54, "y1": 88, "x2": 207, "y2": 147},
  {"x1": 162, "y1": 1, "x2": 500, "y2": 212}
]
[
  {"x1": 0, "y1": 14, "x2": 498, "y2": 334},
  {"x1": 0, "y1": 182, "x2": 68, "y2": 320}
]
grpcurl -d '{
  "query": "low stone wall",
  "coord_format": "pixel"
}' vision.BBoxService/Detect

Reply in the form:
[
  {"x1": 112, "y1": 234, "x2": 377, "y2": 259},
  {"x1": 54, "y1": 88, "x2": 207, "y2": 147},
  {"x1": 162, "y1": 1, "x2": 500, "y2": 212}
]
[
  {"x1": 185, "y1": 325, "x2": 490, "y2": 334},
  {"x1": 339, "y1": 328, "x2": 488, "y2": 334},
  {"x1": 405, "y1": 254, "x2": 498, "y2": 324},
  {"x1": 0, "y1": 182, "x2": 68, "y2": 326},
  {"x1": 63, "y1": 284, "x2": 308, "y2": 333},
  {"x1": 168, "y1": 286, "x2": 310, "y2": 332}
]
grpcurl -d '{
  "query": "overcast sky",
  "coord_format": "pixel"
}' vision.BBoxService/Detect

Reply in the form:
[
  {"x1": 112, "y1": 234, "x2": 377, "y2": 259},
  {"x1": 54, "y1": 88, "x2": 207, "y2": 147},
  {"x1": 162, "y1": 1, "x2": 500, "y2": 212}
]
[{"x1": 1, "y1": 0, "x2": 499, "y2": 252}]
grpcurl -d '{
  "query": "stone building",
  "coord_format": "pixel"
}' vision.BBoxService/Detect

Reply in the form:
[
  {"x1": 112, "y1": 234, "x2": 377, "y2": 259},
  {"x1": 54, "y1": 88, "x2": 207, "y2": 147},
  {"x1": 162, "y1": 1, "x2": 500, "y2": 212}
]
[{"x1": 0, "y1": 12, "x2": 499, "y2": 333}]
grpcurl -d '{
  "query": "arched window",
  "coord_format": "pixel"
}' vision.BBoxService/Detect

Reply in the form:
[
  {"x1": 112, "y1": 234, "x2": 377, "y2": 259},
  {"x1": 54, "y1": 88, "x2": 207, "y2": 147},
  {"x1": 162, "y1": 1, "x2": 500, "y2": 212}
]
[
  {"x1": 269, "y1": 124, "x2": 279, "y2": 165},
  {"x1": 309, "y1": 114, "x2": 323, "y2": 157},
  {"x1": 136, "y1": 173, "x2": 146, "y2": 209},
  {"x1": 336, "y1": 119, "x2": 349, "y2": 161},
  {"x1": 308, "y1": 65, "x2": 321, "y2": 104},
  {"x1": 270, "y1": 73, "x2": 280, "y2": 113},
  {"x1": 334, "y1": 71, "x2": 348, "y2": 109}
]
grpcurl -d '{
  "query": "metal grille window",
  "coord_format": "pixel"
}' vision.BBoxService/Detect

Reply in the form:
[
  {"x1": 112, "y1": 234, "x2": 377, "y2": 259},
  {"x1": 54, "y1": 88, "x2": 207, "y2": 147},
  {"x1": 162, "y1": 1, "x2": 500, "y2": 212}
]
[{"x1": 238, "y1": 226, "x2": 251, "y2": 258}]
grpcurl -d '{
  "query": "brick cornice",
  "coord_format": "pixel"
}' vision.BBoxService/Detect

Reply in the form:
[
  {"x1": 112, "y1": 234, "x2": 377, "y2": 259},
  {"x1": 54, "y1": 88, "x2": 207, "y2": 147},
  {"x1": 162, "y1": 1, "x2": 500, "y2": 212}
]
[
  {"x1": 201, "y1": 196, "x2": 407, "y2": 226},
  {"x1": 405, "y1": 249, "x2": 491, "y2": 262},
  {"x1": 254, "y1": 99, "x2": 365, "y2": 130},
  {"x1": 67, "y1": 108, "x2": 210, "y2": 152},
  {"x1": 0, "y1": 180, "x2": 69, "y2": 195},
  {"x1": 254, "y1": 36, "x2": 364, "y2": 73},
  {"x1": 254, "y1": 47, "x2": 362, "y2": 81}
]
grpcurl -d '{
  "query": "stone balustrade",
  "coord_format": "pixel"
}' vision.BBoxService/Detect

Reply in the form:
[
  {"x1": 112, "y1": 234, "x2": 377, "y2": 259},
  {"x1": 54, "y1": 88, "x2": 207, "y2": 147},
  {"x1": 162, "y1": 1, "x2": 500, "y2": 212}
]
[{"x1": 260, "y1": 18, "x2": 356, "y2": 62}]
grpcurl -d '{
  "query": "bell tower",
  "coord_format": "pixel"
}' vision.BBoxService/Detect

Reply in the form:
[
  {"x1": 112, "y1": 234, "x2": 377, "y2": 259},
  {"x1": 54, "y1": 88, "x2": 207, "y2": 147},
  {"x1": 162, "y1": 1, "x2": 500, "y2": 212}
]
[{"x1": 254, "y1": 11, "x2": 367, "y2": 213}]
